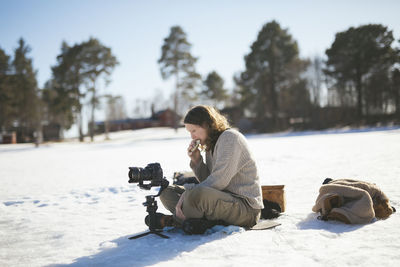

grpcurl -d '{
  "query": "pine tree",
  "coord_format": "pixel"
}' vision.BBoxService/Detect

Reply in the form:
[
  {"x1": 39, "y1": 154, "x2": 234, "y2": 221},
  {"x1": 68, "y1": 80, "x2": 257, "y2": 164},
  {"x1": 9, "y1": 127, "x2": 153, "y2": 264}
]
[
  {"x1": 238, "y1": 21, "x2": 309, "y2": 131},
  {"x1": 79, "y1": 38, "x2": 118, "y2": 141},
  {"x1": 12, "y1": 38, "x2": 41, "y2": 143},
  {"x1": 0, "y1": 48, "x2": 13, "y2": 131},
  {"x1": 50, "y1": 41, "x2": 85, "y2": 140},
  {"x1": 325, "y1": 24, "x2": 396, "y2": 118},
  {"x1": 158, "y1": 26, "x2": 201, "y2": 129},
  {"x1": 202, "y1": 71, "x2": 228, "y2": 108},
  {"x1": 49, "y1": 39, "x2": 118, "y2": 141}
]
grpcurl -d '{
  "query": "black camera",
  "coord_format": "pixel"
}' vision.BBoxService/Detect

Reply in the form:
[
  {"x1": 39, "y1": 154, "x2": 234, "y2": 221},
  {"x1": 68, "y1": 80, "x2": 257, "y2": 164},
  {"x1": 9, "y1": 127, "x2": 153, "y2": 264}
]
[
  {"x1": 127, "y1": 162, "x2": 170, "y2": 239},
  {"x1": 128, "y1": 162, "x2": 164, "y2": 190}
]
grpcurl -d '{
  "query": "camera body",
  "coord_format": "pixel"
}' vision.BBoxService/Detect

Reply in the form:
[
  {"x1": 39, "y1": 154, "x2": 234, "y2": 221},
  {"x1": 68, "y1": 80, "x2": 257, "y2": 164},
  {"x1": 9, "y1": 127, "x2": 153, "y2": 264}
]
[{"x1": 128, "y1": 162, "x2": 166, "y2": 190}]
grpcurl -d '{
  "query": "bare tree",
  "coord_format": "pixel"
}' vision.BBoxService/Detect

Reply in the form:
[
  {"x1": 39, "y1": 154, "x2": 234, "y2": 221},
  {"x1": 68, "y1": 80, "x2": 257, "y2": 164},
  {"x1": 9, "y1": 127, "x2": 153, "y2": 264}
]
[
  {"x1": 308, "y1": 55, "x2": 325, "y2": 107},
  {"x1": 103, "y1": 94, "x2": 126, "y2": 139}
]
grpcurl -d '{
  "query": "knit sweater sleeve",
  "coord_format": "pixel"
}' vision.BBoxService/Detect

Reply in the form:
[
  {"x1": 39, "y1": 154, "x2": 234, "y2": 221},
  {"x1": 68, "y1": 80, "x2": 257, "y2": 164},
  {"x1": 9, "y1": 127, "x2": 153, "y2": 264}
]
[
  {"x1": 190, "y1": 156, "x2": 210, "y2": 182},
  {"x1": 199, "y1": 131, "x2": 243, "y2": 190}
]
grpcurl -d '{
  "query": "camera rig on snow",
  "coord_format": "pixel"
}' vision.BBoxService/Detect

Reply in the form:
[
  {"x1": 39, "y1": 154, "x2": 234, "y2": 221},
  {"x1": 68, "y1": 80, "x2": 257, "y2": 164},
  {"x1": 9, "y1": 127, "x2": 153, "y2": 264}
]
[{"x1": 128, "y1": 162, "x2": 170, "y2": 239}]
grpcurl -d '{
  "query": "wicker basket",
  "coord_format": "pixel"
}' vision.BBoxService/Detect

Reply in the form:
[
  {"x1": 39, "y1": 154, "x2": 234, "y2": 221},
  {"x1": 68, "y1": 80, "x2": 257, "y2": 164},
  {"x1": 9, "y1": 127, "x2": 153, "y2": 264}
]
[{"x1": 261, "y1": 185, "x2": 286, "y2": 212}]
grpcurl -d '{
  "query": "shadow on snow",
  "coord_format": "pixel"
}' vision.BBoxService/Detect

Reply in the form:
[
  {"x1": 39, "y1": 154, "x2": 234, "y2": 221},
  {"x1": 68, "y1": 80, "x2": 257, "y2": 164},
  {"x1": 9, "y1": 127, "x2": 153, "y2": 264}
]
[
  {"x1": 297, "y1": 213, "x2": 368, "y2": 233},
  {"x1": 49, "y1": 226, "x2": 243, "y2": 267}
]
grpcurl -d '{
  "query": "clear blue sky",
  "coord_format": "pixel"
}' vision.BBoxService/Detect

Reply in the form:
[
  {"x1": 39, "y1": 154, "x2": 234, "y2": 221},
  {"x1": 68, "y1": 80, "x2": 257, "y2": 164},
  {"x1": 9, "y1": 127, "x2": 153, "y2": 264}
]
[{"x1": 1, "y1": 0, "x2": 400, "y2": 118}]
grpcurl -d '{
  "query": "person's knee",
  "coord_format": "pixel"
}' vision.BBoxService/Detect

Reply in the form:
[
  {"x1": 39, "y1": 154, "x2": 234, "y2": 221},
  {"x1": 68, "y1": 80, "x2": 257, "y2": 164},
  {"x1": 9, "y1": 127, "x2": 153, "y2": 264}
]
[
  {"x1": 185, "y1": 186, "x2": 209, "y2": 206},
  {"x1": 160, "y1": 186, "x2": 174, "y2": 203}
]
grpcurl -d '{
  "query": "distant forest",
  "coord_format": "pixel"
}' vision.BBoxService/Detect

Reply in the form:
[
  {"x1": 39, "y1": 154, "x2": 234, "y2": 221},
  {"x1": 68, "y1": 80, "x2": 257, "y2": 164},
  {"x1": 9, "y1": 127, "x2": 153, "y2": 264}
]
[{"x1": 1, "y1": 21, "x2": 399, "y2": 144}]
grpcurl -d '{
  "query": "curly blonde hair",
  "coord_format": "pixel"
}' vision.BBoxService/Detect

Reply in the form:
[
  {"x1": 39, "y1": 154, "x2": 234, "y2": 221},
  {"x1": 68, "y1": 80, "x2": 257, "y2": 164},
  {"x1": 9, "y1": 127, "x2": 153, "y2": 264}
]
[{"x1": 183, "y1": 105, "x2": 231, "y2": 152}]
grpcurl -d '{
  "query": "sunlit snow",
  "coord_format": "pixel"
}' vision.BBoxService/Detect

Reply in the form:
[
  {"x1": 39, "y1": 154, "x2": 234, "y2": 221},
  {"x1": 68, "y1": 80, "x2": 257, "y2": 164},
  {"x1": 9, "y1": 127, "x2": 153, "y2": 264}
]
[{"x1": 1, "y1": 127, "x2": 399, "y2": 267}]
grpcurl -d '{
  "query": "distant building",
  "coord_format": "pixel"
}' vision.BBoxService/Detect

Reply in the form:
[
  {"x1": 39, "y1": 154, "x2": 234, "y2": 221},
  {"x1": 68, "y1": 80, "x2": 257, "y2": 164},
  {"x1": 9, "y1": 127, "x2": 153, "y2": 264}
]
[
  {"x1": 94, "y1": 108, "x2": 180, "y2": 134},
  {"x1": 1, "y1": 109, "x2": 180, "y2": 144},
  {"x1": 0, "y1": 132, "x2": 17, "y2": 144},
  {"x1": 0, "y1": 122, "x2": 62, "y2": 144}
]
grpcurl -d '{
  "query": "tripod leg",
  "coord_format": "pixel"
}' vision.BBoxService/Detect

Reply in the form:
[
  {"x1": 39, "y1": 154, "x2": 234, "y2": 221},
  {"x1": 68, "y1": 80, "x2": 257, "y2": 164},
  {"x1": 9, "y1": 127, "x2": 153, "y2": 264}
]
[
  {"x1": 154, "y1": 231, "x2": 170, "y2": 239},
  {"x1": 129, "y1": 231, "x2": 152, "y2": 240},
  {"x1": 128, "y1": 230, "x2": 170, "y2": 240}
]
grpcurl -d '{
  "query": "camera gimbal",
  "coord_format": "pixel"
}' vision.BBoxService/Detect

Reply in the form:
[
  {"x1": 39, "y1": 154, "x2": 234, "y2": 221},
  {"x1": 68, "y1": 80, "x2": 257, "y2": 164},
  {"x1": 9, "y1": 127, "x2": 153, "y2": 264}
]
[{"x1": 129, "y1": 177, "x2": 170, "y2": 240}]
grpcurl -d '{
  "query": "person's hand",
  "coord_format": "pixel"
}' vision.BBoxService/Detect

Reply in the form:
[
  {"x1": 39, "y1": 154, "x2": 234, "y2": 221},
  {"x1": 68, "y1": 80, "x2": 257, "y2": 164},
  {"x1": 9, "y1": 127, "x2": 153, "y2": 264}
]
[
  {"x1": 187, "y1": 139, "x2": 201, "y2": 165},
  {"x1": 175, "y1": 192, "x2": 186, "y2": 221}
]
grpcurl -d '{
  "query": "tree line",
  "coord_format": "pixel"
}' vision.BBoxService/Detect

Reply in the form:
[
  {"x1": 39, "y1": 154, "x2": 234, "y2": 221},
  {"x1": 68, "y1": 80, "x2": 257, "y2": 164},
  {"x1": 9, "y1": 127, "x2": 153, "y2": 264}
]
[
  {"x1": 0, "y1": 38, "x2": 118, "y2": 143},
  {"x1": 159, "y1": 22, "x2": 400, "y2": 132},
  {"x1": 1, "y1": 21, "x2": 400, "y2": 144}
]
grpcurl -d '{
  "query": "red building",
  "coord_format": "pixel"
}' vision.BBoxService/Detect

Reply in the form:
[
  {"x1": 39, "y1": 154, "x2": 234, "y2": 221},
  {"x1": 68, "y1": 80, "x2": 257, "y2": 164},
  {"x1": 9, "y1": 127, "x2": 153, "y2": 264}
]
[{"x1": 95, "y1": 108, "x2": 180, "y2": 134}]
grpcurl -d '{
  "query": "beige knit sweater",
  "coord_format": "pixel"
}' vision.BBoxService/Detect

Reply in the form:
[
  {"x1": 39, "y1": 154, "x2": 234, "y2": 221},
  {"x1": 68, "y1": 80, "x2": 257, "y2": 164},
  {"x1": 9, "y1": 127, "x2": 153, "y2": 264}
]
[{"x1": 186, "y1": 129, "x2": 264, "y2": 210}]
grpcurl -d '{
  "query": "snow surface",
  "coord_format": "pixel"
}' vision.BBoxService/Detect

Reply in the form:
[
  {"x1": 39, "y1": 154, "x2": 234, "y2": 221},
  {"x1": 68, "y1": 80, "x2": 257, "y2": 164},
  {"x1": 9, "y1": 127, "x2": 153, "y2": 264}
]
[{"x1": 1, "y1": 127, "x2": 400, "y2": 267}]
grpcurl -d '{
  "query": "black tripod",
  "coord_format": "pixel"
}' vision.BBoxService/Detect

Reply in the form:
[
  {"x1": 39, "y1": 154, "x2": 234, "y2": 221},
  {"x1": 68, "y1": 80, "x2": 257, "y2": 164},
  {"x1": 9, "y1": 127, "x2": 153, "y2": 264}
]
[{"x1": 129, "y1": 179, "x2": 170, "y2": 240}]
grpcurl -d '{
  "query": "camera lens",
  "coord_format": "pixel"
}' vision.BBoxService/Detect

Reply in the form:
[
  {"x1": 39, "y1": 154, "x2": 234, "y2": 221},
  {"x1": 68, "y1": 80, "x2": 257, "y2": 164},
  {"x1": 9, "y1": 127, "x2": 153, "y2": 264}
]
[{"x1": 128, "y1": 167, "x2": 142, "y2": 183}]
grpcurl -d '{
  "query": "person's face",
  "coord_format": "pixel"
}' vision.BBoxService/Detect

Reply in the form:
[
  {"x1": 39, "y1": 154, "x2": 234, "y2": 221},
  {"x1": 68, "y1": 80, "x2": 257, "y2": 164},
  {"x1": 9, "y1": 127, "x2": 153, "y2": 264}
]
[{"x1": 184, "y1": 123, "x2": 208, "y2": 144}]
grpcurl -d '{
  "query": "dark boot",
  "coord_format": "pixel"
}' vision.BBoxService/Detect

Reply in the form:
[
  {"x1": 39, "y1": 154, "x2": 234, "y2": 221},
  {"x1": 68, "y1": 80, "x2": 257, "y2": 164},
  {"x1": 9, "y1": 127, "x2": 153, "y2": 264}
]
[
  {"x1": 145, "y1": 213, "x2": 175, "y2": 230},
  {"x1": 182, "y1": 218, "x2": 228, "y2": 235},
  {"x1": 261, "y1": 199, "x2": 281, "y2": 219}
]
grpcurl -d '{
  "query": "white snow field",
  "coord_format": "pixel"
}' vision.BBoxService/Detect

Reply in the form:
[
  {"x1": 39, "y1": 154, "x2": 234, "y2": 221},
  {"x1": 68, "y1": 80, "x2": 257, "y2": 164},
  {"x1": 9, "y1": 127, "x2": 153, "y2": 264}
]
[{"x1": 1, "y1": 127, "x2": 400, "y2": 267}]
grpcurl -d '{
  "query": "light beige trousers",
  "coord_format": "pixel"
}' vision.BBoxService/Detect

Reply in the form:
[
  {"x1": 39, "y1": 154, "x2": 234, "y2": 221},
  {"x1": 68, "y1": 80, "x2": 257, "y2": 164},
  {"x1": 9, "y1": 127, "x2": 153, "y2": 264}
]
[{"x1": 160, "y1": 185, "x2": 260, "y2": 227}]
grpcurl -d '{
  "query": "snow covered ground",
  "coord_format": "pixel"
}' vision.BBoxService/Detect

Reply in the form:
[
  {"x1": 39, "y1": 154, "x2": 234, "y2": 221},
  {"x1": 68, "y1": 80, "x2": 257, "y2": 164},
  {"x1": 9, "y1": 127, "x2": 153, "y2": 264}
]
[{"x1": 1, "y1": 127, "x2": 400, "y2": 267}]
